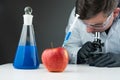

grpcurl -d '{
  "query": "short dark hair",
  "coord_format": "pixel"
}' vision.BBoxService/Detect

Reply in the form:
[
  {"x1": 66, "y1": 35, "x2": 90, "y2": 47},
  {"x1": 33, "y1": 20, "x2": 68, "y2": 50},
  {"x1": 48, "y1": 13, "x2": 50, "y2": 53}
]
[{"x1": 75, "y1": 0, "x2": 119, "y2": 20}]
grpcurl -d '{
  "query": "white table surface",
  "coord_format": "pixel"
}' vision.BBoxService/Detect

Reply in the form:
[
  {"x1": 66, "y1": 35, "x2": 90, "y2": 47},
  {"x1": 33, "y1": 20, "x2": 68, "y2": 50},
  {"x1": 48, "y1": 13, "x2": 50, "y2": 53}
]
[{"x1": 0, "y1": 63, "x2": 120, "y2": 80}]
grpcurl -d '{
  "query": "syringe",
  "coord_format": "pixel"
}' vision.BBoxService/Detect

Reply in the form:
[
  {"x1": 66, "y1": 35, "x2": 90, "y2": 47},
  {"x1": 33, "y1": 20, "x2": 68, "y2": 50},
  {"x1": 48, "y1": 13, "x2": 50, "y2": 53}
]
[{"x1": 62, "y1": 14, "x2": 80, "y2": 47}]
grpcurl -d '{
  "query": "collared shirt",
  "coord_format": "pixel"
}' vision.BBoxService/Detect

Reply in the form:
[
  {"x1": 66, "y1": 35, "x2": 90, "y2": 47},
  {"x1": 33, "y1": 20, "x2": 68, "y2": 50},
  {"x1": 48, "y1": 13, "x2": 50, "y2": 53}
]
[{"x1": 63, "y1": 8, "x2": 120, "y2": 64}]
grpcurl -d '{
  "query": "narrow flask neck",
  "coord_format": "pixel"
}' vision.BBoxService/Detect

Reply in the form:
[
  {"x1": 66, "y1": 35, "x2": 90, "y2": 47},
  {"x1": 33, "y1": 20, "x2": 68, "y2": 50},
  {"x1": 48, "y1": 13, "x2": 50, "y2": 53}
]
[{"x1": 23, "y1": 14, "x2": 33, "y2": 25}]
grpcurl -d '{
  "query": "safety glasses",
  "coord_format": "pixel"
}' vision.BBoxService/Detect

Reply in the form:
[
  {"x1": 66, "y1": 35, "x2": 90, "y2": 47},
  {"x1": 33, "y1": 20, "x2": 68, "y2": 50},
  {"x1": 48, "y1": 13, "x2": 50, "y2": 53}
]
[{"x1": 84, "y1": 12, "x2": 113, "y2": 29}]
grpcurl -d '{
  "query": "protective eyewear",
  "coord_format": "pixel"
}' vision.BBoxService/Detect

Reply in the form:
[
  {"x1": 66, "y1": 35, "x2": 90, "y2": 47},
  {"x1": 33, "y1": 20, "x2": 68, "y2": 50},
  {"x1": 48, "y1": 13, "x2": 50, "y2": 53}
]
[{"x1": 84, "y1": 13, "x2": 113, "y2": 29}]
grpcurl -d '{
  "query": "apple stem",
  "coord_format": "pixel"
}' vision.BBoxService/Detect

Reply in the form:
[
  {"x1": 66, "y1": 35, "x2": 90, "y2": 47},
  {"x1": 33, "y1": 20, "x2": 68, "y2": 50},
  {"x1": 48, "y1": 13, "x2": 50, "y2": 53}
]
[{"x1": 51, "y1": 42, "x2": 54, "y2": 48}]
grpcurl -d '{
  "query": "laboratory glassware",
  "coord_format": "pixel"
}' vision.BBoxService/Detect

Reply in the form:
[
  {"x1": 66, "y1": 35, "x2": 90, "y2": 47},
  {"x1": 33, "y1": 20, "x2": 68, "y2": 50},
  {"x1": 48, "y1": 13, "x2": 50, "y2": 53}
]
[{"x1": 13, "y1": 6, "x2": 39, "y2": 69}]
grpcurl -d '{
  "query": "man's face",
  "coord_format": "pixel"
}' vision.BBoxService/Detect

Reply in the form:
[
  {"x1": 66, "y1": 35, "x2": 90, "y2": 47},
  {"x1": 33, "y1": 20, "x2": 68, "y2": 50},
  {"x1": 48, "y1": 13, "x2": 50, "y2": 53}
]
[{"x1": 83, "y1": 12, "x2": 114, "y2": 33}]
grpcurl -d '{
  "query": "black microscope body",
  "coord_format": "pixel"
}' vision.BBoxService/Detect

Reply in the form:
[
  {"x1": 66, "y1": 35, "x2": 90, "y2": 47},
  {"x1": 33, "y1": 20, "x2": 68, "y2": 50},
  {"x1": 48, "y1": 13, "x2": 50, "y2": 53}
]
[
  {"x1": 85, "y1": 32, "x2": 104, "y2": 63},
  {"x1": 91, "y1": 32, "x2": 104, "y2": 60}
]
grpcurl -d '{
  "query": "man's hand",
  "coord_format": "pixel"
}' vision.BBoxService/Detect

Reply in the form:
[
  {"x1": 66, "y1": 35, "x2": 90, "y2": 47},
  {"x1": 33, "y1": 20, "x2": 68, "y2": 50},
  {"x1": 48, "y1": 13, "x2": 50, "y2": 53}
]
[
  {"x1": 77, "y1": 41, "x2": 96, "y2": 64},
  {"x1": 89, "y1": 53, "x2": 120, "y2": 67}
]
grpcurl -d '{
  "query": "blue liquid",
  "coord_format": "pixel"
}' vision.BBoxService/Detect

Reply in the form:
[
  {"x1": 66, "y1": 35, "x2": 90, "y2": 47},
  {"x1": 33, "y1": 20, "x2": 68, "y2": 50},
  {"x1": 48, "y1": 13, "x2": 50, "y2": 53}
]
[{"x1": 13, "y1": 45, "x2": 39, "y2": 69}]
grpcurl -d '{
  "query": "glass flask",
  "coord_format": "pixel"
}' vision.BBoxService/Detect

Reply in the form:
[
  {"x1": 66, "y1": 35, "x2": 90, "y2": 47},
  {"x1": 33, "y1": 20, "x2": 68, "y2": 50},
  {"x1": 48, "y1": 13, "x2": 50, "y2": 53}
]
[{"x1": 13, "y1": 6, "x2": 39, "y2": 69}]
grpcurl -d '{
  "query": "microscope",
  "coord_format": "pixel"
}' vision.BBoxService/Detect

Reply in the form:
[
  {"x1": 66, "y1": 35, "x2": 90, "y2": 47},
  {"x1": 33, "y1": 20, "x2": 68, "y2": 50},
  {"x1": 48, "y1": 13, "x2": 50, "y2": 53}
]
[
  {"x1": 85, "y1": 32, "x2": 104, "y2": 63},
  {"x1": 92, "y1": 32, "x2": 104, "y2": 54},
  {"x1": 89, "y1": 32, "x2": 104, "y2": 61}
]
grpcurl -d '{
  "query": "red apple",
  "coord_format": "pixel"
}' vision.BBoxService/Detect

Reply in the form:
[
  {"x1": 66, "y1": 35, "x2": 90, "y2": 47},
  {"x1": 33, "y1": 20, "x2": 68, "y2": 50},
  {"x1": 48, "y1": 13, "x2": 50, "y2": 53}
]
[{"x1": 41, "y1": 47, "x2": 69, "y2": 72}]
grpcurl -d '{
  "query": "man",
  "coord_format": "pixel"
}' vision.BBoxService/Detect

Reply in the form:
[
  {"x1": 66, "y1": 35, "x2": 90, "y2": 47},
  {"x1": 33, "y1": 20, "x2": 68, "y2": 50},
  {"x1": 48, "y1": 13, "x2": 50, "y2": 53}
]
[{"x1": 63, "y1": 0, "x2": 120, "y2": 67}]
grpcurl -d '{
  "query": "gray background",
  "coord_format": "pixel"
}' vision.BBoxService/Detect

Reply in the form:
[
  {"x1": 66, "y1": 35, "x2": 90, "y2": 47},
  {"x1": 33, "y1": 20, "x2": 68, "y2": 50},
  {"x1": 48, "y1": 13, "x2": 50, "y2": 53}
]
[{"x1": 0, "y1": 0, "x2": 76, "y2": 64}]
